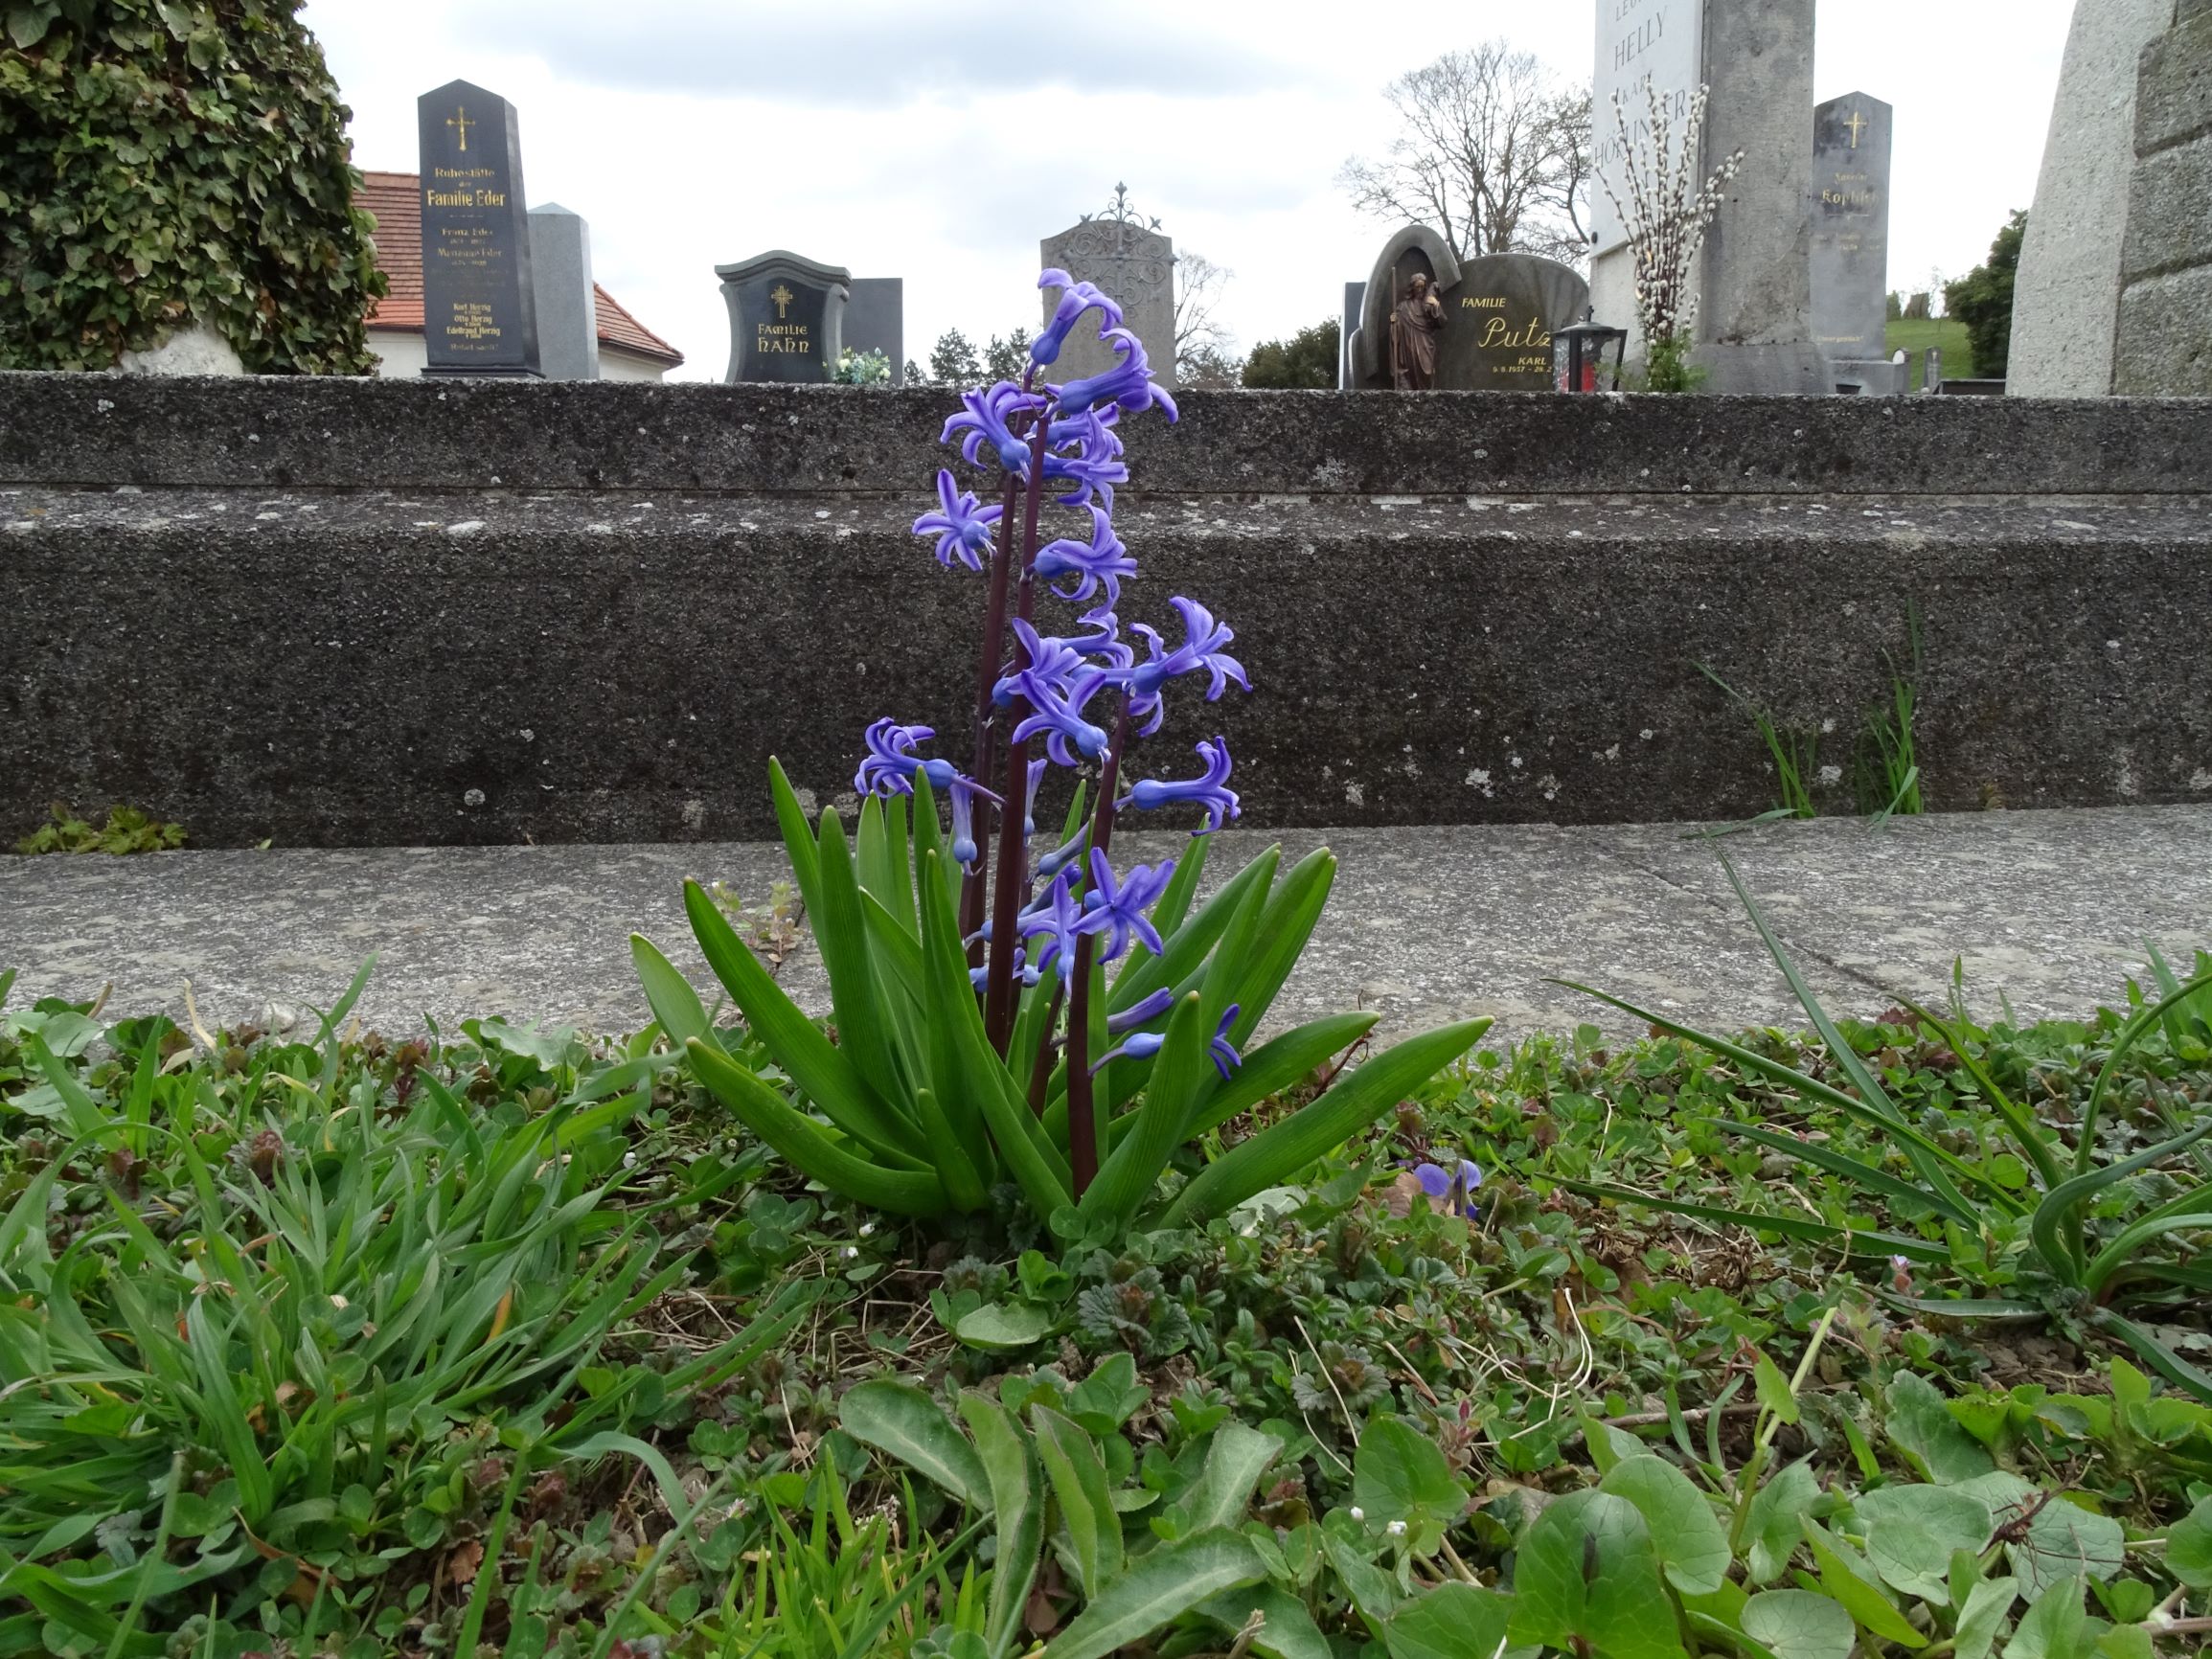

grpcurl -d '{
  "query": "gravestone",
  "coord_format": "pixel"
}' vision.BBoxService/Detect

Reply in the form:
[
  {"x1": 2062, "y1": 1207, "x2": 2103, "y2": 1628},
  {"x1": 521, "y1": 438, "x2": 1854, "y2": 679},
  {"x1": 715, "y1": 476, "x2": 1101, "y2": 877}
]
[
  {"x1": 845, "y1": 278, "x2": 903, "y2": 385},
  {"x1": 1340, "y1": 281, "x2": 1367, "y2": 388},
  {"x1": 1345, "y1": 228, "x2": 1588, "y2": 391},
  {"x1": 528, "y1": 203, "x2": 598, "y2": 381},
  {"x1": 1587, "y1": 0, "x2": 1826, "y2": 393},
  {"x1": 2010, "y1": 0, "x2": 2175, "y2": 396},
  {"x1": 716, "y1": 251, "x2": 849, "y2": 384},
  {"x1": 1040, "y1": 186, "x2": 1175, "y2": 386},
  {"x1": 417, "y1": 80, "x2": 539, "y2": 376},
  {"x1": 1811, "y1": 94, "x2": 1899, "y2": 392},
  {"x1": 2113, "y1": 0, "x2": 2212, "y2": 394}
]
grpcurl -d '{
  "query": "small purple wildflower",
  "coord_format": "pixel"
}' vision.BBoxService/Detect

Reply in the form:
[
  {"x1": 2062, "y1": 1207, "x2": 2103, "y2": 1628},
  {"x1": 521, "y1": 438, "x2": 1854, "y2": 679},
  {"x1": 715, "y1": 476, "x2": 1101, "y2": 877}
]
[{"x1": 1412, "y1": 1158, "x2": 1482, "y2": 1219}]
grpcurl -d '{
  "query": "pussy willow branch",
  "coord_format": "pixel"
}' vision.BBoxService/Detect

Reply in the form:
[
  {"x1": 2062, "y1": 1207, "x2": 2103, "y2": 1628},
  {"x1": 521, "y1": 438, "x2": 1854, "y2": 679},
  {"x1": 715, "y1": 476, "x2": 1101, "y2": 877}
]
[{"x1": 1597, "y1": 82, "x2": 1741, "y2": 349}]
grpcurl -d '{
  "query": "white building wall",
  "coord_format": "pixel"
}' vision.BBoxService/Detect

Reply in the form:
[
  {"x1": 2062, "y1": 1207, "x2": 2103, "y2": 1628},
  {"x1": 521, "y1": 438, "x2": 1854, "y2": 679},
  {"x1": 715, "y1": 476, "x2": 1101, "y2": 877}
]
[{"x1": 364, "y1": 328, "x2": 668, "y2": 382}]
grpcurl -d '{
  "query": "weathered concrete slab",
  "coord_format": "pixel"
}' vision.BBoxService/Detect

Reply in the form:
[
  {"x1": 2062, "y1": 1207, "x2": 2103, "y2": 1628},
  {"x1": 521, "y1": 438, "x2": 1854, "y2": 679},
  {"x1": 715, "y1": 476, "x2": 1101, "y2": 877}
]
[{"x1": 4, "y1": 807, "x2": 2203, "y2": 1050}]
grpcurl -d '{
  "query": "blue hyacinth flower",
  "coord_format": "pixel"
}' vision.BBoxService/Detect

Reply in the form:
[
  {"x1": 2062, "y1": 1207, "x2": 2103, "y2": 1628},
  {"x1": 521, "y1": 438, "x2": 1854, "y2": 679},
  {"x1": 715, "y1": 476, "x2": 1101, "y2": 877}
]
[
  {"x1": 1076, "y1": 848, "x2": 1177, "y2": 963},
  {"x1": 1033, "y1": 268, "x2": 1125, "y2": 368},
  {"x1": 1123, "y1": 736, "x2": 1240, "y2": 834},
  {"x1": 1056, "y1": 328, "x2": 1179, "y2": 421},
  {"x1": 912, "y1": 468, "x2": 1001, "y2": 572},
  {"x1": 1125, "y1": 597, "x2": 1249, "y2": 734},
  {"x1": 943, "y1": 381, "x2": 1043, "y2": 474},
  {"x1": 1034, "y1": 507, "x2": 1137, "y2": 607}
]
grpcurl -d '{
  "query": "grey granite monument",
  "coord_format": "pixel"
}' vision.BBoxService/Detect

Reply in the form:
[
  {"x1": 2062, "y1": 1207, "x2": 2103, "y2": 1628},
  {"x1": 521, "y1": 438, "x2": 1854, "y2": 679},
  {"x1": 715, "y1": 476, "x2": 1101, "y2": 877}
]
[
  {"x1": 416, "y1": 79, "x2": 539, "y2": 376},
  {"x1": 1040, "y1": 186, "x2": 1175, "y2": 387},
  {"x1": 1810, "y1": 94, "x2": 1897, "y2": 390},
  {"x1": 2009, "y1": 0, "x2": 2175, "y2": 396},
  {"x1": 716, "y1": 250, "x2": 849, "y2": 384},
  {"x1": 845, "y1": 278, "x2": 903, "y2": 385},
  {"x1": 528, "y1": 203, "x2": 598, "y2": 381},
  {"x1": 1345, "y1": 229, "x2": 1588, "y2": 391},
  {"x1": 1588, "y1": 0, "x2": 1827, "y2": 393}
]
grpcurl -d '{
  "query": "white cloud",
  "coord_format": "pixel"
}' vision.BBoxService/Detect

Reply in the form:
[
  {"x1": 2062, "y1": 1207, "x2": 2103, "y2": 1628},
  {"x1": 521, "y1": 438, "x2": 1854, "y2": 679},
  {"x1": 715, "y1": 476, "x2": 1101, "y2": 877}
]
[{"x1": 306, "y1": 0, "x2": 2074, "y2": 381}]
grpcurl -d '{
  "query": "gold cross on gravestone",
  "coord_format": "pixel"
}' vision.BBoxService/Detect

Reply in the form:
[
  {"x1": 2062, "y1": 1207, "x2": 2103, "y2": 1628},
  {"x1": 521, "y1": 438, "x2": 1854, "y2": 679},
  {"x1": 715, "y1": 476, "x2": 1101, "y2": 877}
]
[
  {"x1": 770, "y1": 284, "x2": 794, "y2": 319},
  {"x1": 1844, "y1": 109, "x2": 1868, "y2": 148},
  {"x1": 447, "y1": 105, "x2": 475, "y2": 152}
]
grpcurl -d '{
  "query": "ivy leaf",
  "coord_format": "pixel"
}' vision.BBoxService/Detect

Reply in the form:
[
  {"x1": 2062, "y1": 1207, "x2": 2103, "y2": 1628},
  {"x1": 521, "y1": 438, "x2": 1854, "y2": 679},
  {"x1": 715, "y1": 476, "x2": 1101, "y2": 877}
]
[
  {"x1": 1801, "y1": 1518, "x2": 1926, "y2": 1648},
  {"x1": 1885, "y1": 1372, "x2": 1995, "y2": 1485},
  {"x1": 1740, "y1": 1590, "x2": 1856, "y2": 1659},
  {"x1": 1354, "y1": 1416, "x2": 1467, "y2": 1543},
  {"x1": 2002, "y1": 1576, "x2": 2100, "y2": 1659},
  {"x1": 1856, "y1": 1484, "x2": 1994, "y2": 1605},
  {"x1": 1745, "y1": 1460, "x2": 1822, "y2": 1585},
  {"x1": 1384, "y1": 1582, "x2": 1515, "y2": 1659},
  {"x1": 6, "y1": 6, "x2": 52, "y2": 49},
  {"x1": 2163, "y1": 1496, "x2": 2212, "y2": 1590},
  {"x1": 1600, "y1": 1456, "x2": 1732, "y2": 1597},
  {"x1": 1508, "y1": 1490, "x2": 1687, "y2": 1659},
  {"x1": 1951, "y1": 1574, "x2": 2020, "y2": 1659},
  {"x1": 2009, "y1": 1496, "x2": 2125, "y2": 1598}
]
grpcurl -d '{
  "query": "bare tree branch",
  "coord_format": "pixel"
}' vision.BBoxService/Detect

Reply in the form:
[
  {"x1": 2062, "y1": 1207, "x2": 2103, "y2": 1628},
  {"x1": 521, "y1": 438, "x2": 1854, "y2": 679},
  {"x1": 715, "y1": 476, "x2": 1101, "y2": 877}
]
[
  {"x1": 1337, "y1": 40, "x2": 1592, "y2": 263},
  {"x1": 1174, "y1": 251, "x2": 1236, "y2": 376}
]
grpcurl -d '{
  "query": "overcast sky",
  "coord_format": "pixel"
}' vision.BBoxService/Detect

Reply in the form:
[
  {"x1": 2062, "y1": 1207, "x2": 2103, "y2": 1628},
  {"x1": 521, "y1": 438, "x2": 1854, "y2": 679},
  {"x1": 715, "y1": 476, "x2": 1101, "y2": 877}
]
[{"x1": 307, "y1": 0, "x2": 2075, "y2": 380}]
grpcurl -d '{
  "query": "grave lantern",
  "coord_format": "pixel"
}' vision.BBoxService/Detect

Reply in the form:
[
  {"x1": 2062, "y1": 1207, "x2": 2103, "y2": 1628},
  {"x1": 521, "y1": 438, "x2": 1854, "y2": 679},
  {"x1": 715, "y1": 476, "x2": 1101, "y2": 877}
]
[{"x1": 1553, "y1": 308, "x2": 1627, "y2": 394}]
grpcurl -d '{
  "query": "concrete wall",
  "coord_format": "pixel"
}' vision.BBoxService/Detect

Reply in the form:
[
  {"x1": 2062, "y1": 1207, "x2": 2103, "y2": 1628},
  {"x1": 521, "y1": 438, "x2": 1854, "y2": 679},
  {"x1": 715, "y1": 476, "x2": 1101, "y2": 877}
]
[
  {"x1": 2010, "y1": 0, "x2": 2176, "y2": 397},
  {"x1": 3, "y1": 375, "x2": 2208, "y2": 849},
  {"x1": 2115, "y1": 1, "x2": 2212, "y2": 393}
]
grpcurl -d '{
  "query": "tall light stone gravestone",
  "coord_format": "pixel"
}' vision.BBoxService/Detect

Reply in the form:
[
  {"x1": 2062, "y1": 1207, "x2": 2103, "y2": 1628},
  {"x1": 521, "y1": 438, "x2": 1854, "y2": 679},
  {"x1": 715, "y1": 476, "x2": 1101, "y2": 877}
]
[
  {"x1": 717, "y1": 251, "x2": 849, "y2": 383},
  {"x1": 1588, "y1": 0, "x2": 1827, "y2": 393},
  {"x1": 528, "y1": 203, "x2": 598, "y2": 381},
  {"x1": 1040, "y1": 187, "x2": 1174, "y2": 387},
  {"x1": 1345, "y1": 228, "x2": 1588, "y2": 391},
  {"x1": 2114, "y1": 0, "x2": 2212, "y2": 394},
  {"x1": 1810, "y1": 94, "x2": 1901, "y2": 392},
  {"x1": 416, "y1": 80, "x2": 539, "y2": 376}
]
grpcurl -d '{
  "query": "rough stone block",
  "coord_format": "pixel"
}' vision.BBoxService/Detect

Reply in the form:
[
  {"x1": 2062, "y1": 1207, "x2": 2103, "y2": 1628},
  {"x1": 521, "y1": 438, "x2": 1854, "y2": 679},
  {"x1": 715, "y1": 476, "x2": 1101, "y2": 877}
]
[
  {"x1": 2113, "y1": 263, "x2": 2212, "y2": 392},
  {"x1": 2122, "y1": 136, "x2": 2212, "y2": 278},
  {"x1": 2135, "y1": 10, "x2": 2212, "y2": 153}
]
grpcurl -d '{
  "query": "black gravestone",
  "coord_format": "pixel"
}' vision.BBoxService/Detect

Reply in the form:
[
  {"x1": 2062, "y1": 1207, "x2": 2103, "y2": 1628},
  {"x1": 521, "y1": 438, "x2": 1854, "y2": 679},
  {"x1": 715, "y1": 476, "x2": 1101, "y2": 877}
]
[
  {"x1": 716, "y1": 251, "x2": 850, "y2": 384},
  {"x1": 1347, "y1": 228, "x2": 1590, "y2": 392},
  {"x1": 1810, "y1": 93, "x2": 1895, "y2": 364},
  {"x1": 1434, "y1": 255, "x2": 1591, "y2": 389},
  {"x1": 416, "y1": 80, "x2": 539, "y2": 376}
]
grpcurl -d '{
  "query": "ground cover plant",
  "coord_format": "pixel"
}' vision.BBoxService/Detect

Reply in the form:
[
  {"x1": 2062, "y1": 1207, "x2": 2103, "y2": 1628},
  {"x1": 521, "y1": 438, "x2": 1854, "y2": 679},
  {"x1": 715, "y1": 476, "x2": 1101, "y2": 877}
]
[{"x1": 5, "y1": 917, "x2": 2211, "y2": 1656}]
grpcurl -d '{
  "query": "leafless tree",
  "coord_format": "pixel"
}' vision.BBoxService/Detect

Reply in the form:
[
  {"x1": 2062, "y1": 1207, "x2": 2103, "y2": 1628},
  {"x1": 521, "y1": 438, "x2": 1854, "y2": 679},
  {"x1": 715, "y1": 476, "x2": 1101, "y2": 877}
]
[
  {"x1": 1337, "y1": 41, "x2": 1593, "y2": 262},
  {"x1": 1174, "y1": 251, "x2": 1236, "y2": 378}
]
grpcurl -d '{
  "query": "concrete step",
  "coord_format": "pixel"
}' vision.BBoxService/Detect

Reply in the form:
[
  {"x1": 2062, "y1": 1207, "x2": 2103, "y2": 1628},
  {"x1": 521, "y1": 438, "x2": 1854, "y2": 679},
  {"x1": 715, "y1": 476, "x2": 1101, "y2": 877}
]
[{"x1": 5, "y1": 806, "x2": 2206, "y2": 1050}]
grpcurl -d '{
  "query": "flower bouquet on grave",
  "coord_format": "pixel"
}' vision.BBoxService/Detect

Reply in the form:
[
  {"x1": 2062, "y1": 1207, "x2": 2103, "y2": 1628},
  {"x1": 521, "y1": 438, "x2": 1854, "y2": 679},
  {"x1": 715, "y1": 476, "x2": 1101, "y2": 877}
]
[{"x1": 633, "y1": 272, "x2": 1490, "y2": 1234}]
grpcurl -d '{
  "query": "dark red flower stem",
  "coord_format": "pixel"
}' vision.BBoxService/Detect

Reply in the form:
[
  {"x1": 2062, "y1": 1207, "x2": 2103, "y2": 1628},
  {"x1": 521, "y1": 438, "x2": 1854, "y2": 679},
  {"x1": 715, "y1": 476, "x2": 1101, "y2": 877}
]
[
  {"x1": 1062, "y1": 696, "x2": 1133, "y2": 1194},
  {"x1": 960, "y1": 468, "x2": 1025, "y2": 963},
  {"x1": 983, "y1": 411, "x2": 1055, "y2": 1054}
]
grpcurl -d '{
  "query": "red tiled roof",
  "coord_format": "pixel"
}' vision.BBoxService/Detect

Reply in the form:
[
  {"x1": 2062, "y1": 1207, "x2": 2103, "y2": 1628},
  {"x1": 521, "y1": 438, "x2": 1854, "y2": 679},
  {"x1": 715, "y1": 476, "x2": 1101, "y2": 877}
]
[{"x1": 357, "y1": 170, "x2": 683, "y2": 367}]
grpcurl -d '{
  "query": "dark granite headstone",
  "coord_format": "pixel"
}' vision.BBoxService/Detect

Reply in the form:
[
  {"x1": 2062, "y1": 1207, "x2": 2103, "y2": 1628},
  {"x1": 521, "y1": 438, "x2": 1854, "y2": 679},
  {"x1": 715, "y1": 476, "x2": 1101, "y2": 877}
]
[
  {"x1": 1347, "y1": 228, "x2": 1589, "y2": 391},
  {"x1": 845, "y1": 277, "x2": 903, "y2": 385},
  {"x1": 1810, "y1": 93, "x2": 1894, "y2": 364},
  {"x1": 416, "y1": 80, "x2": 539, "y2": 376},
  {"x1": 717, "y1": 251, "x2": 849, "y2": 384}
]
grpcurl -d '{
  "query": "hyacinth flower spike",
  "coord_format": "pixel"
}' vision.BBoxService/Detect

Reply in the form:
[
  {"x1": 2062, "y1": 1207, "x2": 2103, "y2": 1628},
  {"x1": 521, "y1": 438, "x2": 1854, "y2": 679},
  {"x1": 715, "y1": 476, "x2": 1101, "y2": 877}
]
[
  {"x1": 912, "y1": 468, "x2": 1001, "y2": 572},
  {"x1": 1033, "y1": 268, "x2": 1125, "y2": 368},
  {"x1": 1123, "y1": 736, "x2": 1241, "y2": 834}
]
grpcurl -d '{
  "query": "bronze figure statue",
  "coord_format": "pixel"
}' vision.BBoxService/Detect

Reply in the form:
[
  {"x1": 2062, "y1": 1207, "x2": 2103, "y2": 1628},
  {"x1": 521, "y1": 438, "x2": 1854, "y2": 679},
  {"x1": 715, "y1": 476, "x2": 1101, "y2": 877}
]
[{"x1": 1388, "y1": 270, "x2": 1447, "y2": 390}]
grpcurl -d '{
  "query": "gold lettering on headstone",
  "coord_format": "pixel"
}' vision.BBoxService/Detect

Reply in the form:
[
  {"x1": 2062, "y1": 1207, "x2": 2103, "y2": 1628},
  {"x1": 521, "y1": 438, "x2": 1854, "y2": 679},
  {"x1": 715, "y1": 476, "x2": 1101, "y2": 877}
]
[
  {"x1": 446, "y1": 105, "x2": 476, "y2": 151},
  {"x1": 1843, "y1": 108, "x2": 1869, "y2": 148},
  {"x1": 771, "y1": 284, "x2": 794, "y2": 319}
]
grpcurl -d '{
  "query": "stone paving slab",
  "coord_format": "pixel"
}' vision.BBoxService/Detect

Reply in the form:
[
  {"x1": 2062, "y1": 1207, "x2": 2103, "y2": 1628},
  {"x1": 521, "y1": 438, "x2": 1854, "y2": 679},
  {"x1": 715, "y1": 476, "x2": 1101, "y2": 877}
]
[{"x1": 2, "y1": 807, "x2": 2206, "y2": 1049}]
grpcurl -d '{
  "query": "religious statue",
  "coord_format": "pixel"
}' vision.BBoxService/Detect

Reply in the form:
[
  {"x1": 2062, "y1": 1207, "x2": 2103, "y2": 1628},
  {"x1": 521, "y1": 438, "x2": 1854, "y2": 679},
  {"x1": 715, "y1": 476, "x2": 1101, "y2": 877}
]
[{"x1": 1389, "y1": 270, "x2": 1447, "y2": 390}]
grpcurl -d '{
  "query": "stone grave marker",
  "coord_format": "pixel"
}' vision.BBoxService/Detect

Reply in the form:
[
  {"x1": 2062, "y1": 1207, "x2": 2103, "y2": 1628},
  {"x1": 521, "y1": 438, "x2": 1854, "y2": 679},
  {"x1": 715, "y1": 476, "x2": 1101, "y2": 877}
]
[
  {"x1": 416, "y1": 79, "x2": 539, "y2": 376},
  {"x1": 1345, "y1": 227, "x2": 1588, "y2": 391},
  {"x1": 844, "y1": 278, "x2": 904, "y2": 384},
  {"x1": 1040, "y1": 186, "x2": 1175, "y2": 386},
  {"x1": 716, "y1": 251, "x2": 850, "y2": 383},
  {"x1": 1811, "y1": 94, "x2": 1894, "y2": 380},
  {"x1": 528, "y1": 203, "x2": 597, "y2": 380},
  {"x1": 1586, "y1": 0, "x2": 1827, "y2": 393}
]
